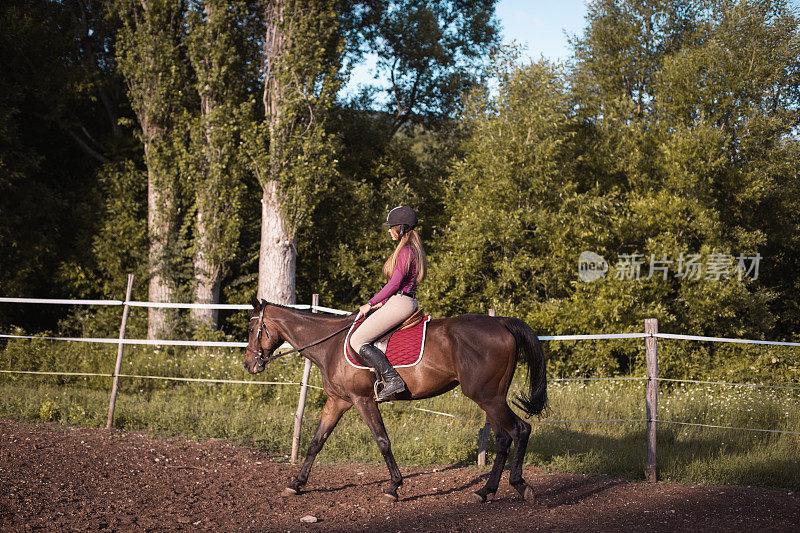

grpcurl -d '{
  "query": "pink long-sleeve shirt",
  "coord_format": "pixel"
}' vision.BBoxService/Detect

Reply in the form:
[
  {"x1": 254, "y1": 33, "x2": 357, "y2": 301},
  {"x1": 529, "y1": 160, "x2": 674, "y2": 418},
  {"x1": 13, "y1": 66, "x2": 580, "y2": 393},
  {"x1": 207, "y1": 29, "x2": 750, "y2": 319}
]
[{"x1": 368, "y1": 246, "x2": 418, "y2": 306}]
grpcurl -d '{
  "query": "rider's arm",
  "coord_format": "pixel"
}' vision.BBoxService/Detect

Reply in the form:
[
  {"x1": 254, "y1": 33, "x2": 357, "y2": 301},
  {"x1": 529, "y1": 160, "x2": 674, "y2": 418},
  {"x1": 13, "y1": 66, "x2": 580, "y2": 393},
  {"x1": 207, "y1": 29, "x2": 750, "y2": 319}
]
[{"x1": 368, "y1": 247, "x2": 412, "y2": 306}]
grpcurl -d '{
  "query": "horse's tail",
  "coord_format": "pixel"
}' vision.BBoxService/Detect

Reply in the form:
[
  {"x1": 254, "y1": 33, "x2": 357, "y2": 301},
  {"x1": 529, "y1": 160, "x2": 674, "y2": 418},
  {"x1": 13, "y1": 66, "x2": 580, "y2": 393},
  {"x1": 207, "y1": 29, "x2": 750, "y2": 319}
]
[{"x1": 503, "y1": 318, "x2": 548, "y2": 418}]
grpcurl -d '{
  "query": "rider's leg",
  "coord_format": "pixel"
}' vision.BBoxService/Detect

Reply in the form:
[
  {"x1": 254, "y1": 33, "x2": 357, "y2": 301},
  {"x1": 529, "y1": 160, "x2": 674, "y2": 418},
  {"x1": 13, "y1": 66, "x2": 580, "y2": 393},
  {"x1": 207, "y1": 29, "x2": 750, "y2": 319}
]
[
  {"x1": 348, "y1": 294, "x2": 417, "y2": 352},
  {"x1": 349, "y1": 295, "x2": 417, "y2": 401},
  {"x1": 359, "y1": 343, "x2": 406, "y2": 400}
]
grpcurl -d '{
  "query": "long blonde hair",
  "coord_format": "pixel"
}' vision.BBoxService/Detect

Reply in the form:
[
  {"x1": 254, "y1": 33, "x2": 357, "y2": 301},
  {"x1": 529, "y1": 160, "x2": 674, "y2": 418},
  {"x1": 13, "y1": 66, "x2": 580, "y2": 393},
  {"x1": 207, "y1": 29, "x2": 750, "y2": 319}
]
[{"x1": 383, "y1": 229, "x2": 426, "y2": 284}]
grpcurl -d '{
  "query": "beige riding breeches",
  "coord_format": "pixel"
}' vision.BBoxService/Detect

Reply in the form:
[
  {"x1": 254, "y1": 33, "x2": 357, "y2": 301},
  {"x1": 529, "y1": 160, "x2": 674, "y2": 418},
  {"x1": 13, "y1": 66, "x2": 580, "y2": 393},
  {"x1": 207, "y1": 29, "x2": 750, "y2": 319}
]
[{"x1": 349, "y1": 294, "x2": 419, "y2": 352}]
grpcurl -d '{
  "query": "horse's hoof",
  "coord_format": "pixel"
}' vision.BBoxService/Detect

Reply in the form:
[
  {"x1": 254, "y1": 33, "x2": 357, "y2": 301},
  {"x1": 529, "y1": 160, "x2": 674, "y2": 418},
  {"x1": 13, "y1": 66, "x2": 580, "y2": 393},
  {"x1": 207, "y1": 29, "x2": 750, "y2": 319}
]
[
  {"x1": 523, "y1": 486, "x2": 535, "y2": 502},
  {"x1": 380, "y1": 492, "x2": 398, "y2": 503},
  {"x1": 282, "y1": 487, "x2": 299, "y2": 497},
  {"x1": 469, "y1": 492, "x2": 487, "y2": 503}
]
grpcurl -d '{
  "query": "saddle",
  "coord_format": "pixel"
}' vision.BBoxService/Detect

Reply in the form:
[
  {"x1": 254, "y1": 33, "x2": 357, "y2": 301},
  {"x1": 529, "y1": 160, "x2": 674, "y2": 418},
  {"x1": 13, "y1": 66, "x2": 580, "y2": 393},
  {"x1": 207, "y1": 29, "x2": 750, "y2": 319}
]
[
  {"x1": 365, "y1": 307, "x2": 422, "y2": 349},
  {"x1": 372, "y1": 307, "x2": 423, "y2": 346},
  {"x1": 345, "y1": 308, "x2": 429, "y2": 368},
  {"x1": 394, "y1": 308, "x2": 425, "y2": 331}
]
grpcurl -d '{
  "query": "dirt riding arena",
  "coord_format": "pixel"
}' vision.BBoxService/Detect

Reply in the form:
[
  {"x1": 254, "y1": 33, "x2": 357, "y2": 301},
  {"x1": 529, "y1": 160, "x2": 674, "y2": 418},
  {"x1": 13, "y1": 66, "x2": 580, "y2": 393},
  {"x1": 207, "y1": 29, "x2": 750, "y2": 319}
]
[{"x1": 1, "y1": 419, "x2": 798, "y2": 532}]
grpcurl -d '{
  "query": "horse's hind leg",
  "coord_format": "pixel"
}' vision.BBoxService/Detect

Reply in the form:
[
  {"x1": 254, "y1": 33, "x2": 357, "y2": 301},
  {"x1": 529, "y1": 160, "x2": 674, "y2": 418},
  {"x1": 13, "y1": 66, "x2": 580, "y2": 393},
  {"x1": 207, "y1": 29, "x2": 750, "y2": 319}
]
[
  {"x1": 353, "y1": 397, "x2": 403, "y2": 502},
  {"x1": 471, "y1": 420, "x2": 512, "y2": 502},
  {"x1": 285, "y1": 395, "x2": 351, "y2": 495},
  {"x1": 473, "y1": 399, "x2": 531, "y2": 502},
  {"x1": 507, "y1": 414, "x2": 533, "y2": 499}
]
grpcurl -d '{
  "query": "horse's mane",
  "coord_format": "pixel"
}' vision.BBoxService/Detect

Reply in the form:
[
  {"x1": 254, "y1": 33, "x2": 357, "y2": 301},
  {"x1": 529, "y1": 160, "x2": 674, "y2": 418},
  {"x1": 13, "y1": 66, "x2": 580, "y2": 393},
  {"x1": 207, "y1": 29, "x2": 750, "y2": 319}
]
[{"x1": 262, "y1": 301, "x2": 356, "y2": 320}]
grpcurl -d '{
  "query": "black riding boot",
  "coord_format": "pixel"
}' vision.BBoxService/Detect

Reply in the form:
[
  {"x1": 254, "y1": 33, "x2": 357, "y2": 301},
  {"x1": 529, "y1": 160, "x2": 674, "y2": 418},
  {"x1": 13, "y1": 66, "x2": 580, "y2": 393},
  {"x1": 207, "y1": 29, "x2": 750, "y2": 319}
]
[{"x1": 358, "y1": 343, "x2": 406, "y2": 401}]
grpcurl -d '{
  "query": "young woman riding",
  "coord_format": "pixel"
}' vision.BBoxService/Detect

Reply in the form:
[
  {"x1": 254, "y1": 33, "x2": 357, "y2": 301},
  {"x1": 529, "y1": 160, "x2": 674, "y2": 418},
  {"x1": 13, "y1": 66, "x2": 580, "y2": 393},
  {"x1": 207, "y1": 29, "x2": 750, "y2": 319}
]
[{"x1": 349, "y1": 205, "x2": 427, "y2": 401}]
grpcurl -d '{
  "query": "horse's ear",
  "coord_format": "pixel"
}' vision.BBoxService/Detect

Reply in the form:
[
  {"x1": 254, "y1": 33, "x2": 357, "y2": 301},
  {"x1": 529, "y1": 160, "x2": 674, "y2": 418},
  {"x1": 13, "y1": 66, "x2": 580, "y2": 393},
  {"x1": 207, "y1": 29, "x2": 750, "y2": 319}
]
[{"x1": 250, "y1": 294, "x2": 260, "y2": 310}]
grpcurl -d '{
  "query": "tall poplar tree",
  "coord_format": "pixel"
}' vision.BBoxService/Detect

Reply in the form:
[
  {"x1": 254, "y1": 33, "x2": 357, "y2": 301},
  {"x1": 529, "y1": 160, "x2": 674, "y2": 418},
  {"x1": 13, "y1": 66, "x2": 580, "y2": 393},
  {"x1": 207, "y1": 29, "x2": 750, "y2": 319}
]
[
  {"x1": 115, "y1": 0, "x2": 191, "y2": 338},
  {"x1": 185, "y1": 0, "x2": 259, "y2": 326},
  {"x1": 256, "y1": 0, "x2": 500, "y2": 305},
  {"x1": 251, "y1": 0, "x2": 344, "y2": 304}
]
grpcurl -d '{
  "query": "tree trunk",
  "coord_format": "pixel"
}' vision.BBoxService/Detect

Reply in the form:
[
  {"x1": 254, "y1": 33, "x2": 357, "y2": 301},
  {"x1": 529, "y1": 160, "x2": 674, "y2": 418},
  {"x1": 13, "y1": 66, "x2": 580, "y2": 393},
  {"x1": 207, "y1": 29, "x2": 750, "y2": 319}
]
[
  {"x1": 258, "y1": 0, "x2": 295, "y2": 305},
  {"x1": 191, "y1": 207, "x2": 222, "y2": 325},
  {"x1": 258, "y1": 180, "x2": 296, "y2": 304},
  {"x1": 116, "y1": 0, "x2": 186, "y2": 340},
  {"x1": 146, "y1": 155, "x2": 177, "y2": 340},
  {"x1": 191, "y1": 85, "x2": 223, "y2": 326}
]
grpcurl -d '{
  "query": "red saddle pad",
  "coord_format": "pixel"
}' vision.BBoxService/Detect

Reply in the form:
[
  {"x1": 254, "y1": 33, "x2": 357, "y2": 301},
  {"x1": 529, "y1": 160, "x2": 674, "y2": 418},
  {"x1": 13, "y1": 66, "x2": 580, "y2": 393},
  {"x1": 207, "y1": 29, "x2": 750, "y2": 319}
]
[{"x1": 344, "y1": 315, "x2": 431, "y2": 369}]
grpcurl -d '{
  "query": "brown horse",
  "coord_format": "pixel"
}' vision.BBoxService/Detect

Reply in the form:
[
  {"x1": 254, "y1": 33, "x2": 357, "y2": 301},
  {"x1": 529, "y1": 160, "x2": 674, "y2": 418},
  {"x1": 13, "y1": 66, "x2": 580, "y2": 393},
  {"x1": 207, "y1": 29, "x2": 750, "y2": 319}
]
[{"x1": 243, "y1": 297, "x2": 547, "y2": 503}]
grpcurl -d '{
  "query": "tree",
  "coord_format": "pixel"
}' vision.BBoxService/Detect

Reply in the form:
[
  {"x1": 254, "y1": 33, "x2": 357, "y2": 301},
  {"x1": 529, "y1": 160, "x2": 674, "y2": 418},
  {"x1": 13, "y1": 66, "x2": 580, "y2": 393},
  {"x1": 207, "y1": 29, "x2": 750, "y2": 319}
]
[
  {"x1": 185, "y1": 0, "x2": 260, "y2": 326},
  {"x1": 653, "y1": 0, "x2": 800, "y2": 334},
  {"x1": 0, "y1": 0, "x2": 114, "y2": 331},
  {"x1": 429, "y1": 0, "x2": 800, "y2": 381},
  {"x1": 114, "y1": 0, "x2": 192, "y2": 338},
  {"x1": 358, "y1": 0, "x2": 500, "y2": 137},
  {"x1": 296, "y1": 109, "x2": 456, "y2": 308},
  {"x1": 273, "y1": 0, "x2": 501, "y2": 307},
  {"x1": 62, "y1": 0, "x2": 128, "y2": 148},
  {"x1": 423, "y1": 56, "x2": 580, "y2": 320},
  {"x1": 249, "y1": 0, "x2": 344, "y2": 304}
]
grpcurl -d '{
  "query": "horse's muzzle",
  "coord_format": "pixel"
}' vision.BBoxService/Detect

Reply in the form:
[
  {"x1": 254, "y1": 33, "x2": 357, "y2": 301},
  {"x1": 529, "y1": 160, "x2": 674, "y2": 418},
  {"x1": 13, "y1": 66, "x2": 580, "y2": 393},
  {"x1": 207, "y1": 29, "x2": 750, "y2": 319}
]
[
  {"x1": 244, "y1": 349, "x2": 266, "y2": 374},
  {"x1": 244, "y1": 360, "x2": 265, "y2": 374}
]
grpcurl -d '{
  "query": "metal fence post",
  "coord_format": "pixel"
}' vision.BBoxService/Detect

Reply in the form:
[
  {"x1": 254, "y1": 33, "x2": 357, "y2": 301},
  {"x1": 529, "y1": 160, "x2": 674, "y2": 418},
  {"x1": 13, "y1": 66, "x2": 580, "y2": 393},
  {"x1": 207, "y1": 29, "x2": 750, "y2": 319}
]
[
  {"x1": 477, "y1": 308, "x2": 496, "y2": 466},
  {"x1": 106, "y1": 274, "x2": 134, "y2": 429},
  {"x1": 291, "y1": 293, "x2": 317, "y2": 464},
  {"x1": 645, "y1": 318, "x2": 658, "y2": 482}
]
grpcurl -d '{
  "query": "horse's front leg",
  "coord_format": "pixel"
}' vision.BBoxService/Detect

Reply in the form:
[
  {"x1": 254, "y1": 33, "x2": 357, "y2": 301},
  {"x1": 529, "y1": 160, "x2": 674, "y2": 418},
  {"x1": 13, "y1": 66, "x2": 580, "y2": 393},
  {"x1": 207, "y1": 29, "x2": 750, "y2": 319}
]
[
  {"x1": 353, "y1": 397, "x2": 403, "y2": 502},
  {"x1": 284, "y1": 395, "x2": 352, "y2": 496}
]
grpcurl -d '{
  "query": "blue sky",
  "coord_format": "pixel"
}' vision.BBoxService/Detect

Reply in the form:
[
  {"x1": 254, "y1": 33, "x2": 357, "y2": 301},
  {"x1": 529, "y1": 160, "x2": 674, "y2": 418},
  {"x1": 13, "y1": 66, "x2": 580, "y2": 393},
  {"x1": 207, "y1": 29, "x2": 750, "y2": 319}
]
[{"x1": 496, "y1": 0, "x2": 588, "y2": 62}]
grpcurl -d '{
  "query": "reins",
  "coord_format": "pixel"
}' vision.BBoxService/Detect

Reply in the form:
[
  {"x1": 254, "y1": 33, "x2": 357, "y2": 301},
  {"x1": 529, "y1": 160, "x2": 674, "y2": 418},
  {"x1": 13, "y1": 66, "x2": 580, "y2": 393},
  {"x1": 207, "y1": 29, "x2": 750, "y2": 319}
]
[{"x1": 248, "y1": 310, "x2": 359, "y2": 367}]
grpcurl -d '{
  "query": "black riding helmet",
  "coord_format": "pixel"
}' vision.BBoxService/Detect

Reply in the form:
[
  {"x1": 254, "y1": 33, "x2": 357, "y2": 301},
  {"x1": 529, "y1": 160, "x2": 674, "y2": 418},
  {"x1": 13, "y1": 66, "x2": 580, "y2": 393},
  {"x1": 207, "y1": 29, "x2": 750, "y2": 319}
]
[{"x1": 382, "y1": 206, "x2": 418, "y2": 237}]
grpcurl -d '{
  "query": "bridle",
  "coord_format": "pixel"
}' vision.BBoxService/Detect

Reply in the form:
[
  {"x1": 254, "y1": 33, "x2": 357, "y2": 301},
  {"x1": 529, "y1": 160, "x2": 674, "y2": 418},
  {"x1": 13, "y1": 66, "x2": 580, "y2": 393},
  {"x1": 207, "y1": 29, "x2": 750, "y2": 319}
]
[
  {"x1": 247, "y1": 306, "x2": 274, "y2": 368},
  {"x1": 247, "y1": 306, "x2": 359, "y2": 368}
]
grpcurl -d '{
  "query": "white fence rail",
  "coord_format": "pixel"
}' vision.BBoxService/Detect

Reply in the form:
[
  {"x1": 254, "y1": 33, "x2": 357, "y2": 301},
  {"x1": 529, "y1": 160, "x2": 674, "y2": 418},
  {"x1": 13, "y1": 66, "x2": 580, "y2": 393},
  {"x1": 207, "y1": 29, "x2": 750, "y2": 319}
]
[{"x1": 2, "y1": 282, "x2": 799, "y2": 479}]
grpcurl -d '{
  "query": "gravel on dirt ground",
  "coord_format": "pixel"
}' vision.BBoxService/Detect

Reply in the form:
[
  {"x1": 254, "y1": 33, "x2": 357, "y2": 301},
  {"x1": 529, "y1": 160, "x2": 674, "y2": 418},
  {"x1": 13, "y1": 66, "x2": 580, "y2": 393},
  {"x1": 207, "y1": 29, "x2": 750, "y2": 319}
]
[{"x1": 1, "y1": 419, "x2": 798, "y2": 532}]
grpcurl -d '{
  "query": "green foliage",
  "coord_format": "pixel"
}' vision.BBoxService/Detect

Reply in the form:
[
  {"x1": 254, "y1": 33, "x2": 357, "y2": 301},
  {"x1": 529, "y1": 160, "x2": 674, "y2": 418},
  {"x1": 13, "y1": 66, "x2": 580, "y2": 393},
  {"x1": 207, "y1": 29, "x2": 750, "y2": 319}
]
[
  {"x1": 0, "y1": 0, "x2": 500, "y2": 334},
  {"x1": 289, "y1": 0, "x2": 500, "y2": 308},
  {"x1": 183, "y1": 0, "x2": 260, "y2": 284},
  {"x1": 358, "y1": 0, "x2": 500, "y2": 131},
  {"x1": 244, "y1": 1, "x2": 346, "y2": 240},
  {"x1": 58, "y1": 161, "x2": 150, "y2": 338},
  {"x1": 427, "y1": 0, "x2": 800, "y2": 378},
  {"x1": 113, "y1": 0, "x2": 192, "y2": 135},
  {"x1": 0, "y1": 0, "x2": 111, "y2": 331},
  {"x1": 424, "y1": 57, "x2": 578, "y2": 318},
  {"x1": 296, "y1": 113, "x2": 458, "y2": 309},
  {"x1": 4, "y1": 0, "x2": 800, "y2": 397}
]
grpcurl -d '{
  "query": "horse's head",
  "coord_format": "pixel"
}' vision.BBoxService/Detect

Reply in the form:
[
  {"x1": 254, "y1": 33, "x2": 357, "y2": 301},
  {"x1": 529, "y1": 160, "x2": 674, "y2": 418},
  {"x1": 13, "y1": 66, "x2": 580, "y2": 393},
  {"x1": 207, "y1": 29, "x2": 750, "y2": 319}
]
[{"x1": 244, "y1": 296, "x2": 284, "y2": 374}]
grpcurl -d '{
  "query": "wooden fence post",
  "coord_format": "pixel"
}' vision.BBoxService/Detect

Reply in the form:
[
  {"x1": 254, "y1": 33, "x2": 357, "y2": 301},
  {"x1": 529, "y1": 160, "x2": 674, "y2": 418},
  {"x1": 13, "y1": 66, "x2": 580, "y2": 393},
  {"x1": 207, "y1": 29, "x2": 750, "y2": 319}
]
[
  {"x1": 291, "y1": 293, "x2": 317, "y2": 464},
  {"x1": 645, "y1": 318, "x2": 658, "y2": 482},
  {"x1": 106, "y1": 274, "x2": 134, "y2": 429},
  {"x1": 476, "y1": 421, "x2": 491, "y2": 467},
  {"x1": 477, "y1": 308, "x2": 496, "y2": 466}
]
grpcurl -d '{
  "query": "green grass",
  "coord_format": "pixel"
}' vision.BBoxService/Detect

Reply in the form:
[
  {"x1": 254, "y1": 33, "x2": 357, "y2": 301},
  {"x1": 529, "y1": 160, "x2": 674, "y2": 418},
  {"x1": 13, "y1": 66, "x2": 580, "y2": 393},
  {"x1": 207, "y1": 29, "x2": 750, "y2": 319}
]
[{"x1": 1, "y1": 339, "x2": 799, "y2": 490}]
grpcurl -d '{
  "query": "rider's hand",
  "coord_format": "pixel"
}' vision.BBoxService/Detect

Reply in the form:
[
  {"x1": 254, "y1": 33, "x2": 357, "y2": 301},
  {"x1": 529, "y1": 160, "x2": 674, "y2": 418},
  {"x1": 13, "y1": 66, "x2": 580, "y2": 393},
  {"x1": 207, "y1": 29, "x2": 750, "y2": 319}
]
[{"x1": 358, "y1": 303, "x2": 372, "y2": 316}]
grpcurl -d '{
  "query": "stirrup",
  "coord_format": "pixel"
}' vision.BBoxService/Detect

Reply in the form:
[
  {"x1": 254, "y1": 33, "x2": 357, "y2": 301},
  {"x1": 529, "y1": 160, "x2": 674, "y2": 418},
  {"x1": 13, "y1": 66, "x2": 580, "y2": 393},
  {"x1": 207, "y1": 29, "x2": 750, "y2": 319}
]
[
  {"x1": 373, "y1": 376, "x2": 384, "y2": 401},
  {"x1": 374, "y1": 376, "x2": 405, "y2": 402}
]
